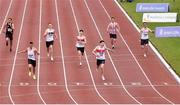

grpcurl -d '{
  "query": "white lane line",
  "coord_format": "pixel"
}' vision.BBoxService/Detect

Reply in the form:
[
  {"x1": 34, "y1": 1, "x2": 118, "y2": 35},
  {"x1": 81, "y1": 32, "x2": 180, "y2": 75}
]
[
  {"x1": 54, "y1": 0, "x2": 77, "y2": 104},
  {"x1": 69, "y1": 0, "x2": 109, "y2": 104},
  {"x1": 0, "y1": 53, "x2": 153, "y2": 61},
  {"x1": 0, "y1": 0, "x2": 13, "y2": 34},
  {"x1": 99, "y1": 0, "x2": 174, "y2": 104},
  {"x1": 0, "y1": 0, "x2": 13, "y2": 103},
  {"x1": 8, "y1": 0, "x2": 28, "y2": 104},
  {"x1": 83, "y1": 0, "x2": 141, "y2": 104},
  {"x1": 37, "y1": 0, "x2": 46, "y2": 104}
]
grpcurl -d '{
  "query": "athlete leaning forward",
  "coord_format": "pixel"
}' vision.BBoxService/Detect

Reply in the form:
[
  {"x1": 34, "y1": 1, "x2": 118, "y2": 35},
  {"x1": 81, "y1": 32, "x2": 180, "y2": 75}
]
[
  {"x1": 140, "y1": 22, "x2": 154, "y2": 57},
  {"x1": 18, "y1": 42, "x2": 40, "y2": 80},
  {"x1": 92, "y1": 40, "x2": 113, "y2": 81},
  {"x1": 76, "y1": 29, "x2": 86, "y2": 66},
  {"x1": 3, "y1": 18, "x2": 15, "y2": 52},
  {"x1": 107, "y1": 17, "x2": 120, "y2": 49},
  {"x1": 43, "y1": 23, "x2": 57, "y2": 61}
]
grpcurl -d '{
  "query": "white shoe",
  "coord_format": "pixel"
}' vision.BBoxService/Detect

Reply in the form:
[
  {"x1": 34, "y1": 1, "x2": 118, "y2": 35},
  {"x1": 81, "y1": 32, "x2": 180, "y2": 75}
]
[
  {"x1": 47, "y1": 53, "x2": 50, "y2": 57},
  {"x1": 112, "y1": 45, "x2": 115, "y2": 49},
  {"x1": 144, "y1": 54, "x2": 147, "y2": 57},
  {"x1": 33, "y1": 75, "x2": 36, "y2": 80},
  {"x1": 79, "y1": 62, "x2": 82, "y2": 66},
  {"x1": 101, "y1": 75, "x2": 105, "y2": 81},
  {"x1": 51, "y1": 57, "x2": 54, "y2": 61},
  {"x1": 28, "y1": 72, "x2": 31, "y2": 77}
]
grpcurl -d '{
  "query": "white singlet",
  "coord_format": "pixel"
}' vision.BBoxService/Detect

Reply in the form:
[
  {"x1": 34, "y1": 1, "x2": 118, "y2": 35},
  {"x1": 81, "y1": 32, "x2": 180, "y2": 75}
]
[
  {"x1": 27, "y1": 47, "x2": 36, "y2": 61},
  {"x1": 107, "y1": 22, "x2": 118, "y2": 34},
  {"x1": 76, "y1": 36, "x2": 85, "y2": 48},
  {"x1": 96, "y1": 46, "x2": 106, "y2": 60},
  {"x1": 141, "y1": 28, "x2": 150, "y2": 40},
  {"x1": 46, "y1": 28, "x2": 55, "y2": 42}
]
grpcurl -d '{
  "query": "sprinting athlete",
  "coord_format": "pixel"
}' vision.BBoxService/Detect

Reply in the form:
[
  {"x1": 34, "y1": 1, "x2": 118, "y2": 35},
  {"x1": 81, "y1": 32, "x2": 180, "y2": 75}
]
[
  {"x1": 140, "y1": 22, "x2": 153, "y2": 57},
  {"x1": 107, "y1": 17, "x2": 120, "y2": 49},
  {"x1": 76, "y1": 29, "x2": 86, "y2": 66},
  {"x1": 43, "y1": 23, "x2": 57, "y2": 61},
  {"x1": 92, "y1": 40, "x2": 112, "y2": 80},
  {"x1": 18, "y1": 42, "x2": 40, "y2": 80},
  {"x1": 3, "y1": 18, "x2": 14, "y2": 52}
]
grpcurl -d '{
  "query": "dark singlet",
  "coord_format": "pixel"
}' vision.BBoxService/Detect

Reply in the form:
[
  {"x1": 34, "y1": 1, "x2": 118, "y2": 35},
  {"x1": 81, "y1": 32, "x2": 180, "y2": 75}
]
[{"x1": 6, "y1": 22, "x2": 13, "y2": 33}]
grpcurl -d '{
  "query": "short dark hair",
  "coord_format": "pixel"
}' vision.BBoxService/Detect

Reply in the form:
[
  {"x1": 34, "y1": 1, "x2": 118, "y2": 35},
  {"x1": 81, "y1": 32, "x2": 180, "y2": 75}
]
[
  {"x1": 99, "y1": 40, "x2": 105, "y2": 43},
  {"x1": 111, "y1": 17, "x2": 115, "y2": 19},
  {"x1": 143, "y1": 22, "x2": 148, "y2": 27},
  {"x1": 30, "y1": 42, "x2": 33, "y2": 44},
  {"x1": 79, "y1": 29, "x2": 84, "y2": 32},
  {"x1": 48, "y1": 23, "x2": 53, "y2": 26},
  {"x1": 8, "y1": 18, "x2": 12, "y2": 20}
]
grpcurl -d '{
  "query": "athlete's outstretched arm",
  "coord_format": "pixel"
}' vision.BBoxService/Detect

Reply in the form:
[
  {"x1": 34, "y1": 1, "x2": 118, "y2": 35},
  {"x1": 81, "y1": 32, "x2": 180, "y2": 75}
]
[
  {"x1": 139, "y1": 28, "x2": 143, "y2": 39},
  {"x1": 35, "y1": 49, "x2": 40, "y2": 55},
  {"x1": 117, "y1": 23, "x2": 120, "y2": 30},
  {"x1": 92, "y1": 47, "x2": 97, "y2": 56},
  {"x1": 54, "y1": 31, "x2": 58, "y2": 40},
  {"x1": 18, "y1": 49, "x2": 27, "y2": 54},
  {"x1": 105, "y1": 47, "x2": 113, "y2": 52},
  {"x1": 83, "y1": 36, "x2": 87, "y2": 44},
  {"x1": 43, "y1": 29, "x2": 47, "y2": 37},
  {"x1": 116, "y1": 23, "x2": 120, "y2": 34},
  {"x1": 148, "y1": 28, "x2": 154, "y2": 33},
  {"x1": 12, "y1": 23, "x2": 15, "y2": 30}
]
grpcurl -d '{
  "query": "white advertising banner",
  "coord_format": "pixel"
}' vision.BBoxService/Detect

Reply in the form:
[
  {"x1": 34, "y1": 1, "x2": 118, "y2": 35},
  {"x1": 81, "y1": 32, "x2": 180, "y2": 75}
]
[{"x1": 142, "y1": 13, "x2": 177, "y2": 22}]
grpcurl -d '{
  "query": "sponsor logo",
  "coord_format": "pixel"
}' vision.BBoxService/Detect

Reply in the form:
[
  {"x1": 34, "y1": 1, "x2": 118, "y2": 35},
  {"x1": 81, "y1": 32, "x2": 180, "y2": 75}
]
[
  {"x1": 136, "y1": 3, "x2": 169, "y2": 12},
  {"x1": 143, "y1": 13, "x2": 177, "y2": 22},
  {"x1": 155, "y1": 26, "x2": 180, "y2": 37}
]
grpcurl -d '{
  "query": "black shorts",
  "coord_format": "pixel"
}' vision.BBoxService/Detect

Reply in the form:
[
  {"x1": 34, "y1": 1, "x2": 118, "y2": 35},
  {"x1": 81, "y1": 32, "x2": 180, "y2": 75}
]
[
  {"x1": 141, "y1": 39, "x2": 149, "y2": 45},
  {"x1": 46, "y1": 41, "x2": 54, "y2": 48},
  {"x1": 110, "y1": 34, "x2": 117, "y2": 39},
  {"x1": 6, "y1": 32, "x2": 13, "y2": 40},
  {"x1": 28, "y1": 59, "x2": 36, "y2": 67},
  {"x1": 77, "y1": 47, "x2": 85, "y2": 55},
  {"x1": 96, "y1": 59, "x2": 105, "y2": 67}
]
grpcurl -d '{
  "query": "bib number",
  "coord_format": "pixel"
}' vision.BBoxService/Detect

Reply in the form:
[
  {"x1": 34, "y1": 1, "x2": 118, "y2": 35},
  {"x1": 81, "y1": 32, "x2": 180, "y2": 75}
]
[
  {"x1": 99, "y1": 52, "x2": 104, "y2": 56},
  {"x1": 28, "y1": 54, "x2": 33, "y2": 58},
  {"x1": 8, "y1": 28, "x2": 12, "y2": 32},
  {"x1": 48, "y1": 32, "x2": 54, "y2": 36},
  {"x1": 144, "y1": 34, "x2": 148, "y2": 36}
]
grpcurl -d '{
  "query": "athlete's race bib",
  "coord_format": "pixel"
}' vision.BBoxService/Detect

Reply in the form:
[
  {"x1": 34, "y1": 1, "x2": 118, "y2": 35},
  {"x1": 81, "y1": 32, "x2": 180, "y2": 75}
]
[
  {"x1": 99, "y1": 52, "x2": 104, "y2": 56},
  {"x1": 48, "y1": 32, "x2": 54, "y2": 36},
  {"x1": 8, "y1": 28, "x2": 12, "y2": 32},
  {"x1": 144, "y1": 34, "x2": 148, "y2": 36},
  {"x1": 28, "y1": 54, "x2": 34, "y2": 59}
]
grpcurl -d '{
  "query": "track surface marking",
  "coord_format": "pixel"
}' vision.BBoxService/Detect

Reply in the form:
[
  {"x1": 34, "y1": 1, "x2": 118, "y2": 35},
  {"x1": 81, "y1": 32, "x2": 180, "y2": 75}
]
[
  {"x1": 9, "y1": 0, "x2": 43, "y2": 104},
  {"x1": 0, "y1": 0, "x2": 13, "y2": 103},
  {"x1": 0, "y1": 0, "x2": 179, "y2": 104},
  {"x1": 39, "y1": 0, "x2": 74, "y2": 104}
]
